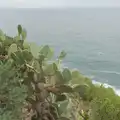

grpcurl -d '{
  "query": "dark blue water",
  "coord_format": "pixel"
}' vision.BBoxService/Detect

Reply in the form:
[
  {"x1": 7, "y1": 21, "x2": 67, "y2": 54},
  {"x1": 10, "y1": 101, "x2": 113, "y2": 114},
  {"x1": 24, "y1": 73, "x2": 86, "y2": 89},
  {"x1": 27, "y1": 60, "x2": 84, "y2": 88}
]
[{"x1": 0, "y1": 8, "x2": 120, "y2": 89}]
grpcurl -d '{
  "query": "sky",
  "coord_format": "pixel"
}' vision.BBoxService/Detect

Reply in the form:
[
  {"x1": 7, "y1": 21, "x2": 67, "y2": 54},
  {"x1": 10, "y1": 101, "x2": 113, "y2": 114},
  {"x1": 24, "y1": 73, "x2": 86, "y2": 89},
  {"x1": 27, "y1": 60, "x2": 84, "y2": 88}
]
[{"x1": 0, "y1": 0, "x2": 120, "y2": 8}]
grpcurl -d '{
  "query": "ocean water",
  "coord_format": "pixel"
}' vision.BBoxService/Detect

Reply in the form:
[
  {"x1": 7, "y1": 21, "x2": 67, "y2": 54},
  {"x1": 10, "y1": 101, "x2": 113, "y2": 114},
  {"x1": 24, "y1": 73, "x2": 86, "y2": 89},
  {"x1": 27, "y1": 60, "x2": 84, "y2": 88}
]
[{"x1": 0, "y1": 8, "x2": 120, "y2": 93}]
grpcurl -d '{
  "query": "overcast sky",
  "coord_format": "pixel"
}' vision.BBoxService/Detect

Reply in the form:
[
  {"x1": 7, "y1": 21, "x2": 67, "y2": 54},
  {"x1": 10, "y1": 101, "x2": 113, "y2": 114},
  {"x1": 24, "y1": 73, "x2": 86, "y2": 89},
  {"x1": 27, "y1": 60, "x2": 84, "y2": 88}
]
[{"x1": 0, "y1": 0, "x2": 120, "y2": 8}]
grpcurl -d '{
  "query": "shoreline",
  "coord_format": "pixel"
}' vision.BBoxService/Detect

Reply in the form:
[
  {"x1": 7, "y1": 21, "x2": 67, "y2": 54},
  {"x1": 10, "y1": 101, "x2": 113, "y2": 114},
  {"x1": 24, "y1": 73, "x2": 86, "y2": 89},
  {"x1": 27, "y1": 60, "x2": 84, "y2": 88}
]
[{"x1": 92, "y1": 80, "x2": 120, "y2": 96}]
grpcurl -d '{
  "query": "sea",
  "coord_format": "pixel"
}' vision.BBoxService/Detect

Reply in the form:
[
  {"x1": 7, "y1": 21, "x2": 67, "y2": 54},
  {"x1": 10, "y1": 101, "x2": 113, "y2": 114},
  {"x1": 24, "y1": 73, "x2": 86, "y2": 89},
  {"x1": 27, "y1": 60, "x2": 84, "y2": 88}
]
[{"x1": 0, "y1": 8, "x2": 120, "y2": 94}]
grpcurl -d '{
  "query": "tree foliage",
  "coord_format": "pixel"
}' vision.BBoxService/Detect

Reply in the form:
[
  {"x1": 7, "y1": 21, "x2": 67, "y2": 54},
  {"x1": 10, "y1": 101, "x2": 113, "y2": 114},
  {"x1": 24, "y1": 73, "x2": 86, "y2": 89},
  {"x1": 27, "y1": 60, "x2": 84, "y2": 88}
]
[{"x1": 0, "y1": 25, "x2": 120, "y2": 120}]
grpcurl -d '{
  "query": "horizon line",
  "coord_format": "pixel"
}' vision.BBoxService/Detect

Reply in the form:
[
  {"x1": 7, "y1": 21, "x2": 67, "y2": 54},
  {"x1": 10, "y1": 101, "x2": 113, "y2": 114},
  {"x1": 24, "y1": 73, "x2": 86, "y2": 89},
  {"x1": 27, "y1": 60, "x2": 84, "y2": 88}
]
[{"x1": 0, "y1": 6, "x2": 120, "y2": 9}]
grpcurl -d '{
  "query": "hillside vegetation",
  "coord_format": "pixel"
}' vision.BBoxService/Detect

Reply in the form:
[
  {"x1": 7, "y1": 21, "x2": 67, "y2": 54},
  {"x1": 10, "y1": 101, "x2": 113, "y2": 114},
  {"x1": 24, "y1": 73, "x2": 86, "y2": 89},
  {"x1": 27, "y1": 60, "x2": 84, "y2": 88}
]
[{"x1": 0, "y1": 25, "x2": 120, "y2": 120}]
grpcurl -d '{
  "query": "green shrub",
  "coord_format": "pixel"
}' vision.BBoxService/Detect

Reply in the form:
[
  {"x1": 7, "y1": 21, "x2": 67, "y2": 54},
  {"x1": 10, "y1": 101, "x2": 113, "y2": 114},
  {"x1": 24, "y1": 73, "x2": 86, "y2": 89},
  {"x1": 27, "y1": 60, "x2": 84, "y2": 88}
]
[{"x1": 0, "y1": 60, "x2": 27, "y2": 120}]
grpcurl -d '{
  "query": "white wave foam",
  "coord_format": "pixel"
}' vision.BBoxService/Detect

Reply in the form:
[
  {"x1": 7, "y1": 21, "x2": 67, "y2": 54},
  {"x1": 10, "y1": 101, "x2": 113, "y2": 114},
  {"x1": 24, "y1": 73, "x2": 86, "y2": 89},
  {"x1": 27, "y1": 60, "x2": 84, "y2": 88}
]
[
  {"x1": 92, "y1": 80, "x2": 120, "y2": 96},
  {"x1": 90, "y1": 70, "x2": 120, "y2": 75}
]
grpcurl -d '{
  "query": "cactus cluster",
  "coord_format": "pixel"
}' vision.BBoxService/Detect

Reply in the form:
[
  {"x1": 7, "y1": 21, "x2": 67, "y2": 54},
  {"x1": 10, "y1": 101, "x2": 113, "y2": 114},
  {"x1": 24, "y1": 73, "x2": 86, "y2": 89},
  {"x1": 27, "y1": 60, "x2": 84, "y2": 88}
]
[{"x1": 0, "y1": 25, "x2": 91, "y2": 120}]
